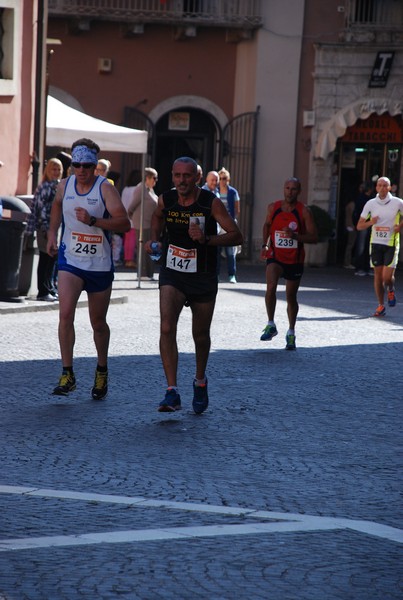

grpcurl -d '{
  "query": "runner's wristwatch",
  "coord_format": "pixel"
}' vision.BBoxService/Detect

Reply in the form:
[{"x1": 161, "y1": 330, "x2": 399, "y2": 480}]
[{"x1": 89, "y1": 216, "x2": 97, "y2": 226}]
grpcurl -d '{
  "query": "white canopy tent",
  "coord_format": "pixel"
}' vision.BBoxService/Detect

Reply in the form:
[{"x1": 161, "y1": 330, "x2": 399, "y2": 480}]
[
  {"x1": 46, "y1": 95, "x2": 148, "y2": 153},
  {"x1": 46, "y1": 95, "x2": 149, "y2": 287}
]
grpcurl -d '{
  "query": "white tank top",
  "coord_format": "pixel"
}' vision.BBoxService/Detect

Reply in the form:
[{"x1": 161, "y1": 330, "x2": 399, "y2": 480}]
[{"x1": 59, "y1": 175, "x2": 112, "y2": 272}]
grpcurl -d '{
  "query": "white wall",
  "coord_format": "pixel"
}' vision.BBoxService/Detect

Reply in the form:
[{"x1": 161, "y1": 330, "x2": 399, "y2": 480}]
[{"x1": 237, "y1": 0, "x2": 305, "y2": 253}]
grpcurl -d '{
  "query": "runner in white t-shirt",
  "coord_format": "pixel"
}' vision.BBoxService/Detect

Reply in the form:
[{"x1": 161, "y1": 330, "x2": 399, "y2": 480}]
[{"x1": 357, "y1": 176, "x2": 403, "y2": 317}]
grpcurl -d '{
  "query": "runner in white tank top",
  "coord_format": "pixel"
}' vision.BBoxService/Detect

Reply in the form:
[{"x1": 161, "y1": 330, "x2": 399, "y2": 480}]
[
  {"x1": 46, "y1": 138, "x2": 131, "y2": 400},
  {"x1": 60, "y1": 174, "x2": 112, "y2": 272}
]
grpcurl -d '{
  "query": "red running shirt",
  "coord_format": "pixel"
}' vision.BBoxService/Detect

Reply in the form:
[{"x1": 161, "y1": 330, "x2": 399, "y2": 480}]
[{"x1": 267, "y1": 200, "x2": 306, "y2": 264}]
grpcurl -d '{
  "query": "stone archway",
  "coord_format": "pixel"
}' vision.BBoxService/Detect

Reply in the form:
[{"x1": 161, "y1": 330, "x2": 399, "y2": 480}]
[
  {"x1": 48, "y1": 85, "x2": 84, "y2": 112},
  {"x1": 314, "y1": 97, "x2": 403, "y2": 160},
  {"x1": 148, "y1": 95, "x2": 228, "y2": 130}
]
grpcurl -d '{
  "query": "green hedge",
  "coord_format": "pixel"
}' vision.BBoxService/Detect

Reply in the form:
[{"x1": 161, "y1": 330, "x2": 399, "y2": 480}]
[{"x1": 308, "y1": 205, "x2": 336, "y2": 242}]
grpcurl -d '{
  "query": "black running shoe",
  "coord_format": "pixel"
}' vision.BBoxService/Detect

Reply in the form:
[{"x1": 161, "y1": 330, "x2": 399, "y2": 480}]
[{"x1": 91, "y1": 369, "x2": 108, "y2": 400}]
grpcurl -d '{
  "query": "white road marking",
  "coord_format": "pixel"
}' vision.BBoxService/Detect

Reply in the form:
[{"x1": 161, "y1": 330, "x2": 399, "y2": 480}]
[{"x1": 0, "y1": 485, "x2": 401, "y2": 551}]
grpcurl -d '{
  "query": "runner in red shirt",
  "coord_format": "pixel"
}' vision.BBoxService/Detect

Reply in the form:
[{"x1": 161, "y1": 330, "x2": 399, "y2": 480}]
[{"x1": 260, "y1": 178, "x2": 318, "y2": 350}]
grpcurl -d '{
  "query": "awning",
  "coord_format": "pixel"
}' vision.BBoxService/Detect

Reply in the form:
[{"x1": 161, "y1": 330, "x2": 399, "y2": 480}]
[
  {"x1": 314, "y1": 97, "x2": 403, "y2": 160},
  {"x1": 46, "y1": 96, "x2": 148, "y2": 154}
]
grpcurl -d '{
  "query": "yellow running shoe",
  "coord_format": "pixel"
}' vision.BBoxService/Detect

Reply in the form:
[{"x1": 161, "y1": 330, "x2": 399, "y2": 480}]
[{"x1": 52, "y1": 372, "x2": 76, "y2": 396}]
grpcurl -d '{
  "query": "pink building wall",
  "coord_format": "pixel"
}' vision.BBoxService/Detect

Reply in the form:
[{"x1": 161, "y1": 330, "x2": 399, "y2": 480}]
[
  {"x1": 0, "y1": 1, "x2": 38, "y2": 196},
  {"x1": 45, "y1": 18, "x2": 240, "y2": 185},
  {"x1": 47, "y1": 20, "x2": 237, "y2": 134}
]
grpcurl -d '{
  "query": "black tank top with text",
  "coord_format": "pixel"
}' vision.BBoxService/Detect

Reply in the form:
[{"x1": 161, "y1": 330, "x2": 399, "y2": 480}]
[{"x1": 161, "y1": 188, "x2": 218, "y2": 274}]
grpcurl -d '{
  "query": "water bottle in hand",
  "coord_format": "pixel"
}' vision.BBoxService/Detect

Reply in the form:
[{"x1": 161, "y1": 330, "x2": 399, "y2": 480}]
[{"x1": 150, "y1": 241, "x2": 162, "y2": 261}]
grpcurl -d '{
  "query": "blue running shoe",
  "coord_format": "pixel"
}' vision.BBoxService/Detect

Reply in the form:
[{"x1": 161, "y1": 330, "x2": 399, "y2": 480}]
[
  {"x1": 260, "y1": 324, "x2": 278, "y2": 341},
  {"x1": 388, "y1": 290, "x2": 396, "y2": 307},
  {"x1": 192, "y1": 379, "x2": 209, "y2": 414},
  {"x1": 158, "y1": 388, "x2": 181, "y2": 412},
  {"x1": 285, "y1": 333, "x2": 296, "y2": 350}
]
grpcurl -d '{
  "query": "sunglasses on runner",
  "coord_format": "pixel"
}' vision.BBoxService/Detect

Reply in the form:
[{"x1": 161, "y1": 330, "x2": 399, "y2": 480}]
[{"x1": 72, "y1": 162, "x2": 95, "y2": 169}]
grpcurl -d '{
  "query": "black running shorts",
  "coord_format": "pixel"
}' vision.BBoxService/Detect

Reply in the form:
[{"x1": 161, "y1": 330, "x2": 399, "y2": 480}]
[
  {"x1": 159, "y1": 267, "x2": 218, "y2": 304},
  {"x1": 370, "y1": 243, "x2": 398, "y2": 268},
  {"x1": 266, "y1": 259, "x2": 304, "y2": 281}
]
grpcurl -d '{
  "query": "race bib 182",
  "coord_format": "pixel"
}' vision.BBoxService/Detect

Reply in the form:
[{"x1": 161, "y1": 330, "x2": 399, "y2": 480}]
[{"x1": 374, "y1": 226, "x2": 390, "y2": 240}]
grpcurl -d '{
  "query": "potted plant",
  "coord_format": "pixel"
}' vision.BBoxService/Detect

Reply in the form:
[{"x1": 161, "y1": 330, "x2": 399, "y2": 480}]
[{"x1": 305, "y1": 204, "x2": 336, "y2": 266}]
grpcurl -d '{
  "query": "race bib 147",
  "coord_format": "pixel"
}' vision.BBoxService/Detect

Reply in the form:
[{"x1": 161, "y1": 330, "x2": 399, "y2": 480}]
[{"x1": 166, "y1": 244, "x2": 197, "y2": 272}]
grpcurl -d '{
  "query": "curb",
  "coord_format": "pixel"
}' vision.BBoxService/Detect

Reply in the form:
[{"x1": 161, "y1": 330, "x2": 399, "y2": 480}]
[{"x1": 0, "y1": 295, "x2": 129, "y2": 315}]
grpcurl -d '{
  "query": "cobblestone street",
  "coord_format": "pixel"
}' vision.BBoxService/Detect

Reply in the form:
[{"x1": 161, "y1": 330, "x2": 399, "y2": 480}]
[{"x1": 0, "y1": 264, "x2": 402, "y2": 599}]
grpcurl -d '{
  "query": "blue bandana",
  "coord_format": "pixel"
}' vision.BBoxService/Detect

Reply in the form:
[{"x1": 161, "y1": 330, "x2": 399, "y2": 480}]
[{"x1": 71, "y1": 145, "x2": 98, "y2": 164}]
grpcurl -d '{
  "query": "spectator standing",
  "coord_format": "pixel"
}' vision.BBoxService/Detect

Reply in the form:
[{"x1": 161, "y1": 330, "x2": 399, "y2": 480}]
[
  {"x1": 54, "y1": 153, "x2": 72, "y2": 290},
  {"x1": 56, "y1": 152, "x2": 72, "y2": 179},
  {"x1": 26, "y1": 157, "x2": 63, "y2": 301},
  {"x1": 196, "y1": 164, "x2": 203, "y2": 186},
  {"x1": 353, "y1": 182, "x2": 373, "y2": 276},
  {"x1": 47, "y1": 138, "x2": 130, "y2": 400},
  {"x1": 202, "y1": 171, "x2": 220, "y2": 196},
  {"x1": 95, "y1": 159, "x2": 113, "y2": 183},
  {"x1": 128, "y1": 167, "x2": 158, "y2": 280},
  {"x1": 356, "y1": 176, "x2": 403, "y2": 317},
  {"x1": 95, "y1": 158, "x2": 122, "y2": 266},
  {"x1": 218, "y1": 167, "x2": 240, "y2": 283},
  {"x1": 145, "y1": 157, "x2": 243, "y2": 414},
  {"x1": 343, "y1": 197, "x2": 356, "y2": 268},
  {"x1": 121, "y1": 169, "x2": 140, "y2": 268}
]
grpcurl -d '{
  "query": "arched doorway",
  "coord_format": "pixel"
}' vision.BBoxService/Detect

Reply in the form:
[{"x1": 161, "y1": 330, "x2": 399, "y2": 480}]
[
  {"x1": 153, "y1": 107, "x2": 259, "y2": 258},
  {"x1": 154, "y1": 107, "x2": 219, "y2": 192},
  {"x1": 122, "y1": 101, "x2": 259, "y2": 258}
]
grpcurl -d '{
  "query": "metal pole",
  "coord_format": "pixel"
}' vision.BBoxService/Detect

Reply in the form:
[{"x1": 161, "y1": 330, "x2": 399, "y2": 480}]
[
  {"x1": 136, "y1": 154, "x2": 146, "y2": 288},
  {"x1": 32, "y1": 0, "x2": 48, "y2": 192}
]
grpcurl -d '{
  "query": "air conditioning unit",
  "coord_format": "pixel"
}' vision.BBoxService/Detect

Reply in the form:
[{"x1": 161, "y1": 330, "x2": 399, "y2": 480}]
[{"x1": 98, "y1": 58, "x2": 112, "y2": 74}]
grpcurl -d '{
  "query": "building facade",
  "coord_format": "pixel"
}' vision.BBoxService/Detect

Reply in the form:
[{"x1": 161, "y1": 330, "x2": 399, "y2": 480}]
[
  {"x1": 3, "y1": 0, "x2": 402, "y2": 264},
  {"x1": 0, "y1": 0, "x2": 43, "y2": 195},
  {"x1": 305, "y1": 0, "x2": 403, "y2": 263}
]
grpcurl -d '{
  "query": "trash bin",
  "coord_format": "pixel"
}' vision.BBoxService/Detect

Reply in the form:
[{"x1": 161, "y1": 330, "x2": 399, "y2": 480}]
[
  {"x1": 19, "y1": 232, "x2": 36, "y2": 297},
  {"x1": 16, "y1": 195, "x2": 35, "y2": 297},
  {"x1": 0, "y1": 195, "x2": 31, "y2": 302}
]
